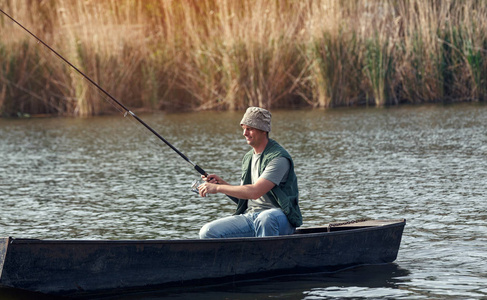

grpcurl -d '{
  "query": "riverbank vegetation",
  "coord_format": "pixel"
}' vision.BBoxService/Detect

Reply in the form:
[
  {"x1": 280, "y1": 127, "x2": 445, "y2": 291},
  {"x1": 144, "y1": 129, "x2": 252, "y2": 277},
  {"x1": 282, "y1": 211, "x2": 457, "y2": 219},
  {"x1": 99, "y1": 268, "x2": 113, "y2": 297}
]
[{"x1": 1, "y1": 0, "x2": 486, "y2": 116}]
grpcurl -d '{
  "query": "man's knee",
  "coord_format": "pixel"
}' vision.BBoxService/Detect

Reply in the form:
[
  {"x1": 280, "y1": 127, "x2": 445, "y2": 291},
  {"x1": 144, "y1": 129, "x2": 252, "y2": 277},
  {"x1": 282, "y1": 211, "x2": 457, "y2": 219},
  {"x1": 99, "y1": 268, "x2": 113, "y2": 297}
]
[{"x1": 199, "y1": 223, "x2": 219, "y2": 239}]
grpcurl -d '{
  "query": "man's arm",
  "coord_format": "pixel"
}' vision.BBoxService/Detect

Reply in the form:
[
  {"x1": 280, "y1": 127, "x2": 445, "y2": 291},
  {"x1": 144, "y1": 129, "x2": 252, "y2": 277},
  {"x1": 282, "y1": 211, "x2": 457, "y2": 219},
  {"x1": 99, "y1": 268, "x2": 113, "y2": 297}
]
[
  {"x1": 199, "y1": 177, "x2": 275, "y2": 199},
  {"x1": 199, "y1": 157, "x2": 289, "y2": 199}
]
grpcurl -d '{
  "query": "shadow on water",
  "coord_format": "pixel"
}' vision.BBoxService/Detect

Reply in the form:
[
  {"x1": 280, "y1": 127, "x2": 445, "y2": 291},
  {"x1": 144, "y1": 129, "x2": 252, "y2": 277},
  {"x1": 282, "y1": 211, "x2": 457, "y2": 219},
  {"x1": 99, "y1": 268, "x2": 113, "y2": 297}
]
[
  {"x1": 90, "y1": 263, "x2": 411, "y2": 300},
  {"x1": 0, "y1": 264, "x2": 410, "y2": 300},
  {"x1": 0, "y1": 288, "x2": 66, "y2": 300}
]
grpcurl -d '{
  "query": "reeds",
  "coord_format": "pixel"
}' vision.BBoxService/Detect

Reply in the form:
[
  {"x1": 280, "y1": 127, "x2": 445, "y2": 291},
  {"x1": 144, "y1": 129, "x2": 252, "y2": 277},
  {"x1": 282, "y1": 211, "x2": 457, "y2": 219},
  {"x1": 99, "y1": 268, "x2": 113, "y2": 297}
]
[{"x1": 0, "y1": 0, "x2": 486, "y2": 116}]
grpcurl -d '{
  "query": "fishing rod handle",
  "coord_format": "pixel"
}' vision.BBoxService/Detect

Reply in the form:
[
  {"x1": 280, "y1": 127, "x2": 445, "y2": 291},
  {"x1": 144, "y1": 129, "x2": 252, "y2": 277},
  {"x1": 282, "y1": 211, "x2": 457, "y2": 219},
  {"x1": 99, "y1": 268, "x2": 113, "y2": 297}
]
[{"x1": 194, "y1": 165, "x2": 208, "y2": 177}]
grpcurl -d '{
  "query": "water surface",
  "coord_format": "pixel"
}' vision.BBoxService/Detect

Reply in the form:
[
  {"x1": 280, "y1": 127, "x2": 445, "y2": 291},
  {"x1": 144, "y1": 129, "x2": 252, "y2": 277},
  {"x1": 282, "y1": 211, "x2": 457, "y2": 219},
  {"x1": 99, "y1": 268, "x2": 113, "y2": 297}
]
[{"x1": 1, "y1": 104, "x2": 486, "y2": 299}]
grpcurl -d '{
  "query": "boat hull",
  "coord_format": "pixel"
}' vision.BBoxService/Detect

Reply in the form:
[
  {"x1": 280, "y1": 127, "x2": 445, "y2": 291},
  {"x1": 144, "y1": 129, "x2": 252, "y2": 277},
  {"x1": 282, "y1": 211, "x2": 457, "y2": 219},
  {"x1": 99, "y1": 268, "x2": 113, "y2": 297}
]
[{"x1": 0, "y1": 219, "x2": 405, "y2": 297}]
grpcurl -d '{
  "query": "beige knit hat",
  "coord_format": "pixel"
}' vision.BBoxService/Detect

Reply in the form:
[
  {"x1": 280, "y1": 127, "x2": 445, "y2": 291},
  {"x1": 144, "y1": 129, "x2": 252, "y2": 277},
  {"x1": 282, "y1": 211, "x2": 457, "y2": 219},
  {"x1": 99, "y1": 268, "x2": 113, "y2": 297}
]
[{"x1": 240, "y1": 107, "x2": 271, "y2": 132}]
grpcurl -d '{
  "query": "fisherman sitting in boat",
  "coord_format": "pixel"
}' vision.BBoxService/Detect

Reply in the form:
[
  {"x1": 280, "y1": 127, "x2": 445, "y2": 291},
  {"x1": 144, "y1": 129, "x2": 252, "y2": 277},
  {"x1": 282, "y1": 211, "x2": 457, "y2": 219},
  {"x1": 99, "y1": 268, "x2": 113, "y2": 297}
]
[{"x1": 197, "y1": 107, "x2": 302, "y2": 238}]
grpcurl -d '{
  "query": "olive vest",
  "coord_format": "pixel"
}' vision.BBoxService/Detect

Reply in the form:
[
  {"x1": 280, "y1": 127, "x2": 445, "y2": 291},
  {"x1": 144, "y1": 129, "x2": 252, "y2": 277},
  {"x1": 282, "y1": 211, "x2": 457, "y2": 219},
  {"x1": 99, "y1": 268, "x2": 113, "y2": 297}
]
[{"x1": 230, "y1": 139, "x2": 303, "y2": 227}]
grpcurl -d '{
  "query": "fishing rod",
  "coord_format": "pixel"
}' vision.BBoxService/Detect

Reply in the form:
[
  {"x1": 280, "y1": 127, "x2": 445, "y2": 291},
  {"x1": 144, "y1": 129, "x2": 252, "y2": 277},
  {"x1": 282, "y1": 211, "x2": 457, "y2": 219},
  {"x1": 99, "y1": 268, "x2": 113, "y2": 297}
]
[{"x1": 0, "y1": 8, "x2": 209, "y2": 177}]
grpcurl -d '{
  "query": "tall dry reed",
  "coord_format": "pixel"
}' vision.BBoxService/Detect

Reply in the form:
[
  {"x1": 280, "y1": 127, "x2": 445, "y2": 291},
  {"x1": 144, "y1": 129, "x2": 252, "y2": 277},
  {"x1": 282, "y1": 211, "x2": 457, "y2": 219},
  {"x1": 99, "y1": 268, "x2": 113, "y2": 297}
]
[{"x1": 0, "y1": 0, "x2": 486, "y2": 116}]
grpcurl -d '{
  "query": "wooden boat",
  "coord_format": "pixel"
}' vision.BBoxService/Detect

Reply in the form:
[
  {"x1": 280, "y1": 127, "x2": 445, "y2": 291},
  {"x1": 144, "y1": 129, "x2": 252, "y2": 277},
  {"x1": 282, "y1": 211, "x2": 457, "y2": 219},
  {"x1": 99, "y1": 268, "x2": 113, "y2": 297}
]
[{"x1": 0, "y1": 219, "x2": 405, "y2": 298}]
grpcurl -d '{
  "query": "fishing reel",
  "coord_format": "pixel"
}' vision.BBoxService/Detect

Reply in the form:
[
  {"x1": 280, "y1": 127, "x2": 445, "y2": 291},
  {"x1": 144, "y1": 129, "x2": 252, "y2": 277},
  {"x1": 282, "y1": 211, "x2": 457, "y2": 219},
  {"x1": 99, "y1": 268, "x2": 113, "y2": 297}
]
[{"x1": 191, "y1": 179, "x2": 202, "y2": 194}]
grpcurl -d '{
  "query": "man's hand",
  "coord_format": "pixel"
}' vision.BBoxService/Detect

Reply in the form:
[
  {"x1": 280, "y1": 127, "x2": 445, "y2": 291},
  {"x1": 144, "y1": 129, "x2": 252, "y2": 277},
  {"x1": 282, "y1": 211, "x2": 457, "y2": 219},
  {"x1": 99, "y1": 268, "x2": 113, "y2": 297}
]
[
  {"x1": 198, "y1": 182, "x2": 217, "y2": 197},
  {"x1": 202, "y1": 174, "x2": 228, "y2": 185}
]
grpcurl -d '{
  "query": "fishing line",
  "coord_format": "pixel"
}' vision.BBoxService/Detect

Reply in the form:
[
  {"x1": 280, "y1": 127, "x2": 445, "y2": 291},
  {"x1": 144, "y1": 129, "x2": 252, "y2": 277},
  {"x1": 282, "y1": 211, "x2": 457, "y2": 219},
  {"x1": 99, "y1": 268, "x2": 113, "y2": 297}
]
[{"x1": 0, "y1": 8, "x2": 209, "y2": 178}]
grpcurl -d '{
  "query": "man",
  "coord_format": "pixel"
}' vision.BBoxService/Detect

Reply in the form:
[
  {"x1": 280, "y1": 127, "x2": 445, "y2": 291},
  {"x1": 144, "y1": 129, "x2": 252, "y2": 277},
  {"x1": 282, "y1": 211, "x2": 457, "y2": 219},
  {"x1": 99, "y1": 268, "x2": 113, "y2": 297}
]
[{"x1": 197, "y1": 107, "x2": 302, "y2": 238}]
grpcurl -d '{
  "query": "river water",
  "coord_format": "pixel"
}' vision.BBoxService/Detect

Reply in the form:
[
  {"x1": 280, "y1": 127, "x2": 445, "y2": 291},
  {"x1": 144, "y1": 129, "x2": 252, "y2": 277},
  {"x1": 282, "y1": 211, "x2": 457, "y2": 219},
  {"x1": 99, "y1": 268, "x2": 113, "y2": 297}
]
[{"x1": 0, "y1": 104, "x2": 486, "y2": 299}]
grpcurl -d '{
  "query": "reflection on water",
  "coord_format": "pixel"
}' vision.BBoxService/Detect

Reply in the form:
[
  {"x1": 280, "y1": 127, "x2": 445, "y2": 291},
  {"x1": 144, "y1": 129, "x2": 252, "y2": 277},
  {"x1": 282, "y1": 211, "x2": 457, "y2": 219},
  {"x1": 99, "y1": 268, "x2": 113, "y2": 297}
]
[
  {"x1": 1, "y1": 103, "x2": 486, "y2": 299},
  {"x1": 102, "y1": 264, "x2": 410, "y2": 300}
]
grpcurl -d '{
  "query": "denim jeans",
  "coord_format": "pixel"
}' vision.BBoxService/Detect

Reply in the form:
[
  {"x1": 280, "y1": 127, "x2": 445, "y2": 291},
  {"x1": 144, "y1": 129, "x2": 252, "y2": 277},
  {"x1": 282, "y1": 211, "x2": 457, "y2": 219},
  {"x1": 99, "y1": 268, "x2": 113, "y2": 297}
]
[{"x1": 199, "y1": 208, "x2": 295, "y2": 238}]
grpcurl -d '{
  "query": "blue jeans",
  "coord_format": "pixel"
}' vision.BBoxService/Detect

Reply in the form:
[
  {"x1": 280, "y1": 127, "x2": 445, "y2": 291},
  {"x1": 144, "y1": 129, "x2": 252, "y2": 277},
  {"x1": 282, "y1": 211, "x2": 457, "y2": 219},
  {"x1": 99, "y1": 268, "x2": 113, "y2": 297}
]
[{"x1": 199, "y1": 208, "x2": 296, "y2": 238}]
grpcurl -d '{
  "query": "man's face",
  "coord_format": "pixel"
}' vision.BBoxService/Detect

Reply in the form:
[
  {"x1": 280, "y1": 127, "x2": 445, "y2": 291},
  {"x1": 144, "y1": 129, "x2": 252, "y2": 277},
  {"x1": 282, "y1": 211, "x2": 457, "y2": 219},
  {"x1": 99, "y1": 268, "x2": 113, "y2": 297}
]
[{"x1": 241, "y1": 125, "x2": 267, "y2": 148}]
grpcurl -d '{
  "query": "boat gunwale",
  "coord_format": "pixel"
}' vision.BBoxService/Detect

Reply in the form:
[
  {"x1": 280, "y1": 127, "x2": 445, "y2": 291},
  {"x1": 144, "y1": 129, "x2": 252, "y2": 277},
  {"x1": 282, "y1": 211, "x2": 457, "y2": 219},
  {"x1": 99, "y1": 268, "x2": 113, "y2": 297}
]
[{"x1": 3, "y1": 219, "x2": 406, "y2": 245}]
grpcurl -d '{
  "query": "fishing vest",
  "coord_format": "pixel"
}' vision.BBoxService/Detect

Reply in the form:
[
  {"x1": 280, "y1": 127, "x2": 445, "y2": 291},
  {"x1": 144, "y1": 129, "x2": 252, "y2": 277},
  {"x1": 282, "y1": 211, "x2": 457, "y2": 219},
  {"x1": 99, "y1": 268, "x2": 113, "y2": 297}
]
[{"x1": 232, "y1": 139, "x2": 303, "y2": 227}]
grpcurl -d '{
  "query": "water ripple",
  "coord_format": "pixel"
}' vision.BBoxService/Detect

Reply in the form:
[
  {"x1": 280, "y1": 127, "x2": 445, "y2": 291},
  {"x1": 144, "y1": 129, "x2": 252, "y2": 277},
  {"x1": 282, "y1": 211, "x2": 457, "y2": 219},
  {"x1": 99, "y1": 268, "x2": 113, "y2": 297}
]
[{"x1": 1, "y1": 104, "x2": 486, "y2": 299}]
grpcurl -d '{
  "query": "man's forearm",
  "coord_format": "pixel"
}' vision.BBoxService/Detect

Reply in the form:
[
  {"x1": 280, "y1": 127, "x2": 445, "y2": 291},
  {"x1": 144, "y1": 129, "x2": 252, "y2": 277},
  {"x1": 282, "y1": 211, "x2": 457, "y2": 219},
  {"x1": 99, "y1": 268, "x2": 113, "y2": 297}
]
[
  {"x1": 214, "y1": 177, "x2": 275, "y2": 200},
  {"x1": 216, "y1": 184, "x2": 259, "y2": 200}
]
